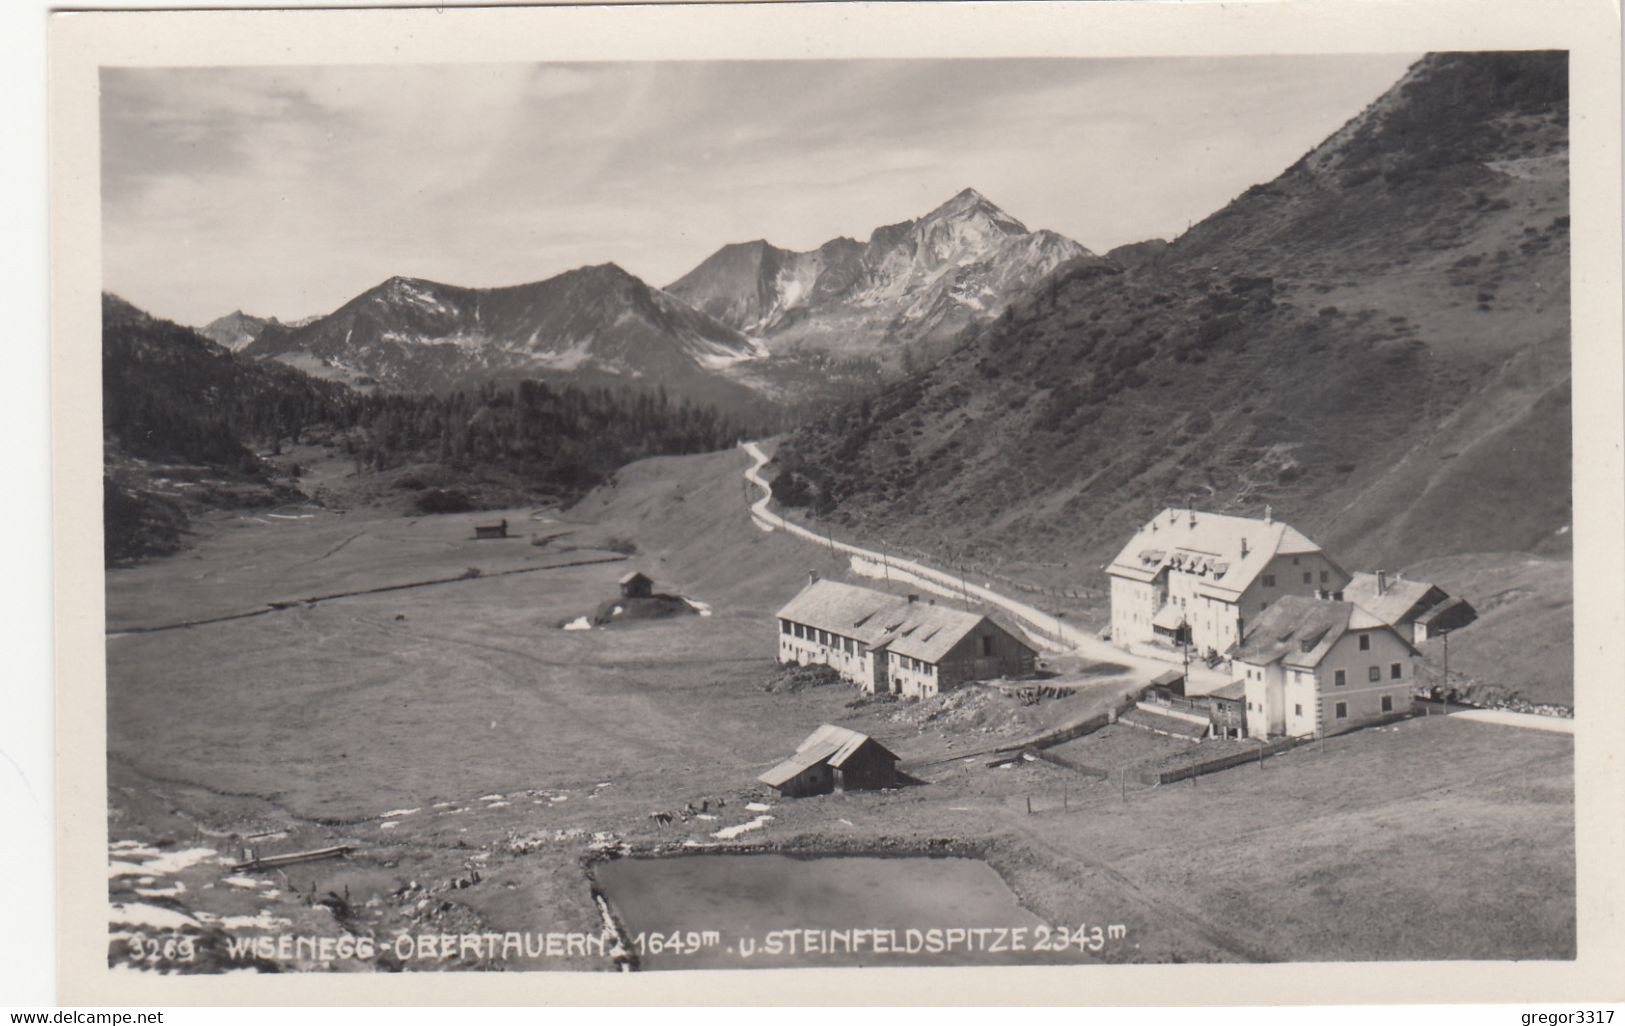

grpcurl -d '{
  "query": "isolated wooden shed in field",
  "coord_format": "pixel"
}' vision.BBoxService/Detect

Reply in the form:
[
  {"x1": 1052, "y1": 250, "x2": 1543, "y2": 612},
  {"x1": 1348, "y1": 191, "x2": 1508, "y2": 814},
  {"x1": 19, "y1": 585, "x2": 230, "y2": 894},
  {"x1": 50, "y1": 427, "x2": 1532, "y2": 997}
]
[
  {"x1": 758, "y1": 724, "x2": 899, "y2": 798},
  {"x1": 619, "y1": 571, "x2": 654, "y2": 599},
  {"x1": 473, "y1": 519, "x2": 509, "y2": 540}
]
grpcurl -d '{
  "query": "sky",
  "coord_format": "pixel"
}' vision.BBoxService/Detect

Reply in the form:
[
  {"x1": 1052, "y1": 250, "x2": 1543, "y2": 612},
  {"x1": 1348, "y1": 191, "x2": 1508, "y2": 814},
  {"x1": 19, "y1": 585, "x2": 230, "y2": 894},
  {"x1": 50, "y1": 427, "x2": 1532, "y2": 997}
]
[{"x1": 102, "y1": 54, "x2": 1422, "y2": 327}]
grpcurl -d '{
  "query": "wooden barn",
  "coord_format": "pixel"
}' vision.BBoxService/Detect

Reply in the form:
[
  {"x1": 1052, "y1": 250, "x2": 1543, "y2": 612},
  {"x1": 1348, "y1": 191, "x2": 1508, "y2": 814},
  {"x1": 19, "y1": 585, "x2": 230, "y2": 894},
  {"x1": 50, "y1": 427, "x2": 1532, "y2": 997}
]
[
  {"x1": 619, "y1": 571, "x2": 654, "y2": 599},
  {"x1": 473, "y1": 519, "x2": 509, "y2": 540},
  {"x1": 758, "y1": 724, "x2": 899, "y2": 798}
]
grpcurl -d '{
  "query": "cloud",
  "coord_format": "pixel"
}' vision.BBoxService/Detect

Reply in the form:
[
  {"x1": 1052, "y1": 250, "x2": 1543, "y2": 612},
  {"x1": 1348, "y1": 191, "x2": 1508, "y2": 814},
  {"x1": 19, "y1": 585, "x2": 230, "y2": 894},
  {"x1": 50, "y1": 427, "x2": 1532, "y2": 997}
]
[{"x1": 100, "y1": 55, "x2": 1421, "y2": 325}]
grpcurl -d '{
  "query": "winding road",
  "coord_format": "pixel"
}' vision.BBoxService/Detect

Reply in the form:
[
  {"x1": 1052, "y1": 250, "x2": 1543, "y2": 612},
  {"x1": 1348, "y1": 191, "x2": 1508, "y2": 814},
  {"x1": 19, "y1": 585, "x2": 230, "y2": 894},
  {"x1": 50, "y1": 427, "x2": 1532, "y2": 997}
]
[{"x1": 741, "y1": 441, "x2": 1173, "y2": 677}]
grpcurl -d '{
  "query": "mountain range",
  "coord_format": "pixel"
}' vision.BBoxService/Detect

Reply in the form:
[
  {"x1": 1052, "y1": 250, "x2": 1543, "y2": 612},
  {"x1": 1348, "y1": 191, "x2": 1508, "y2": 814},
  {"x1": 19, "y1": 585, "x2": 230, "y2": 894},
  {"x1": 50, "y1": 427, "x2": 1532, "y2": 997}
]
[
  {"x1": 199, "y1": 310, "x2": 319, "y2": 351},
  {"x1": 211, "y1": 189, "x2": 1089, "y2": 409},
  {"x1": 241, "y1": 264, "x2": 769, "y2": 410},
  {"x1": 665, "y1": 188, "x2": 1091, "y2": 360},
  {"x1": 772, "y1": 51, "x2": 1571, "y2": 576}
]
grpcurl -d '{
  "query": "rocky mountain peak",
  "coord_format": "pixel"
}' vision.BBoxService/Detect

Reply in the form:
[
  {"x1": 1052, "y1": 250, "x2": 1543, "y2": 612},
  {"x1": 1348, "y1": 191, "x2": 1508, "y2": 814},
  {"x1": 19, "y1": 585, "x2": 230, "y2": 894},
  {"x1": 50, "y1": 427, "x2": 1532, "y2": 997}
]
[{"x1": 923, "y1": 187, "x2": 1024, "y2": 229}]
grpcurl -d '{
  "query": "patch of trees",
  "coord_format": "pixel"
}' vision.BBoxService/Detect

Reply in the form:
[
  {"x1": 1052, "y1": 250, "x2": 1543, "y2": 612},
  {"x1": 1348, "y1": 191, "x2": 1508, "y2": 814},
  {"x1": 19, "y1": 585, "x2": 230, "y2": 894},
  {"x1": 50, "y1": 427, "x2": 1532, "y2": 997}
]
[
  {"x1": 102, "y1": 294, "x2": 752, "y2": 506},
  {"x1": 348, "y1": 379, "x2": 748, "y2": 497}
]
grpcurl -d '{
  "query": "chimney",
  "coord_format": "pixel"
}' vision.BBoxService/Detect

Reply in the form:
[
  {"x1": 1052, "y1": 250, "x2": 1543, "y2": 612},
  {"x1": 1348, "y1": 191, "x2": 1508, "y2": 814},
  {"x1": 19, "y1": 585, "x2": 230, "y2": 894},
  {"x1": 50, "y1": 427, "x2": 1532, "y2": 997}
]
[
  {"x1": 1376, "y1": 570, "x2": 1388, "y2": 595},
  {"x1": 1188, "y1": 509, "x2": 1197, "y2": 528},
  {"x1": 1263, "y1": 504, "x2": 1273, "y2": 525},
  {"x1": 808, "y1": 569, "x2": 819, "y2": 586},
  {"x1": 907, "y1": 594, "x2": 919, "y2": 605},
  {"x1": 1240, "y1": 537, "x2": 1250, "y2": 558}
]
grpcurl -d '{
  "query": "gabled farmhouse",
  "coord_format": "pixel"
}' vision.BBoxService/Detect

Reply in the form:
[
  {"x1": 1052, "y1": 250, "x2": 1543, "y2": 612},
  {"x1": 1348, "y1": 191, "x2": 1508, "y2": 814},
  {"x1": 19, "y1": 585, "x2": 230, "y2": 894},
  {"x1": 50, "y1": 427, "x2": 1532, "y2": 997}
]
[
  {"x1": 1231, "y1": 595, "x2": 1416, "y2": 739},
  {"x1": 1341, "y1": 570, "x2": 1477, "y2": 643},
  {"x1": 758, "y1": 724, "x2": 899, "y2": 798},
  {"x1": 1106, "y1": 507, "x2": 1350, "y2": 659},
  {"x1": 618, "y1": 571, "x2": 654, "y2": 599},
  {"x1": 775, "y1": 574, "x2": 1036, "y2": 698}
]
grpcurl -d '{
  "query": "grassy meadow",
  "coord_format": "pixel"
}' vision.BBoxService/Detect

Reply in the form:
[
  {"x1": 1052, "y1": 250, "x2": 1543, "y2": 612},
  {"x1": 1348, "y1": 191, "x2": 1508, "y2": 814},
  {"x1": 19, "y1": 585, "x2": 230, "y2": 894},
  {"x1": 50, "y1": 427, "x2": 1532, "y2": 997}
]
[{"x1": 104, "y1": 446, "x2": 1575, "y2": 971}]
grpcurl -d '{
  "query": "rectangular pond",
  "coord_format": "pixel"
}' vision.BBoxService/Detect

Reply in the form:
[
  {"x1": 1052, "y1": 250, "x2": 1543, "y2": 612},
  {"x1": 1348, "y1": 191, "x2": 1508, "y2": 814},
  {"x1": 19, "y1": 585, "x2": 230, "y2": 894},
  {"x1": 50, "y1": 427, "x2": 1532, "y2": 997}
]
[{"x1": 595, "y1": 852, "x2": 1099, "y2": 970}]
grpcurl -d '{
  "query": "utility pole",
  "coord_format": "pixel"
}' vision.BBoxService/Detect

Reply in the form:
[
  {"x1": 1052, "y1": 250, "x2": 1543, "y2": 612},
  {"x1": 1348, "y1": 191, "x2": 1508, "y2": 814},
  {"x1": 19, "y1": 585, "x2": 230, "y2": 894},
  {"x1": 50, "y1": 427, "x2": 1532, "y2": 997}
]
[{"x1": 1440, "y1": 629, "x2": 1452, "y2": 715}]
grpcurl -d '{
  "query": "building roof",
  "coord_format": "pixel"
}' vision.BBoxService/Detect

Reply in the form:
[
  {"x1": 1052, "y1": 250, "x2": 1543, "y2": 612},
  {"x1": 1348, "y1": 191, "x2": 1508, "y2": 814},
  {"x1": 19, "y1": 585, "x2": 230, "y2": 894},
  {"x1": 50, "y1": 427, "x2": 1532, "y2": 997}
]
[
  {"x1": 876, "y1": 603, "x2": 1005, "y2": 665},
  {"x1": 1342, "y1": 572, "x2": 1445, "y2": 626},
  {"x1": 1414, "y1": 595, "x2": 1476, "y2": 627},
  {"x1": 619, "y1": 571, "x2": 651, "y2": 585},
  {"x1": 1209, "y1": 680, "x2": 1247, "y2": 701},
  {"x1": 1150, "y1": 669, "x2": 1185, "y2": 687},
  {"x1": 1106, "y1": 508, "x2": 1340, "y2": 600},
  {"x1": 756, "y1": 724, "x2": 896, "y2": 788},
  {"x1": 775, "y1": 579, "x2": 1032, "y2": 665},
  {"x1": 1230, "y1": 595, "x2": 1409, "y2": 669},
  {"x1": 1151, "y1": 604, "x2": 1187, "y2": 630}
]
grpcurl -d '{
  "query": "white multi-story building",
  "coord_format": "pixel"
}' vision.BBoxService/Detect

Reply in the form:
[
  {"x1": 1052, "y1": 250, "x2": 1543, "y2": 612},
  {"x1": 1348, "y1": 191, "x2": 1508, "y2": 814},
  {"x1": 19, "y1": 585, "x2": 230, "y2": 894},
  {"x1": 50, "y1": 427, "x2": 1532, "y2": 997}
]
[
  {"x1": 1106, "y1": 507, "x2": 1351, "y2": 659},
  {"x1": 1232, "y1": 595, "x2": 1417, "y2": 738}
]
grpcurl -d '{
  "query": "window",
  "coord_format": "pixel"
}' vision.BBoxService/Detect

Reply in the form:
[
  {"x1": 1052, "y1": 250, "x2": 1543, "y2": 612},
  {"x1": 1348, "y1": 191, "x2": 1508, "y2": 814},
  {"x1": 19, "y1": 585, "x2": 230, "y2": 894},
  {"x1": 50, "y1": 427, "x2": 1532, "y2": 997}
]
[
  {"x1": 1368, "y1": 665, "x2": 1381, "y2": 682},
  {"x1": 1320, "y1": 570, "x2": 1329, "y2": 583},
  {"x1": 1359, "y1": 633, "x2": 1370, "y2": 651},
  {"x1": 1334, "y1": 702, "x2": 1348, "y2": 719},
  {"x1": 1334, "y1": 669, "x2": 1346, "y2": 686},
  {"x1": 980, "y1": 635, "x2": 994, "y2": 657},
  {"x1": 1303, "y1": 572, "x2": 1312, "y2": 584},
  {"x1": 780, "y1": 620, "x2": 791, "y2": 635},
  {"x1": 1294, "y1": 704, "x2": 1303, "y2": 716},
  {"x1": 1263, "y1": 574, "x2": 1276, "y2": 588},
  {"x1": 794, "y1": 623, "x2": 805, "y2": 639},
  {"x1": 1390, "y1": 662, "x2": 1403, "y2": 679},
  {"x1": 1381, "y1": 695, "x2": 1394, "y2": 713},
  {"x1": 1292, "y1": 556, "x2": 1300, "y2": 566}
]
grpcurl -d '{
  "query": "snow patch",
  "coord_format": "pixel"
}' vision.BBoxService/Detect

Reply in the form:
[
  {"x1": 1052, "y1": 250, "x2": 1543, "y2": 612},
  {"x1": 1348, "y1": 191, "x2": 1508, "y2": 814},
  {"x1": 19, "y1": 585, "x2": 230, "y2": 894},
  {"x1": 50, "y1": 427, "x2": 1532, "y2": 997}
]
[
  {"x1": 218, "y1": 911, "x2": 292, "y2": 930},
  {"x1": 110, "y1": 903, "x2": 198, "y2": 931},
  {"x1": 118, "y1": 847, "x2": 218, "y2": 877},
  {"x1": 711, "y1": 814, "x2": 773, "y2": 840},
  {"x1": 381, "y1": 807, "x2": 420, "y2": 818},
  {"x1": 744, "y1": 802, "x2": 773, "y2": 812},
  {"x1": 563, "y1": 616, "x2": 593, "y2": 631},
  {"x1": 683, "y1": 597, "x2": 713, "y2": 617},
  {"x1": 133, "y1": 881, "x2": 186, "y2": 898}
]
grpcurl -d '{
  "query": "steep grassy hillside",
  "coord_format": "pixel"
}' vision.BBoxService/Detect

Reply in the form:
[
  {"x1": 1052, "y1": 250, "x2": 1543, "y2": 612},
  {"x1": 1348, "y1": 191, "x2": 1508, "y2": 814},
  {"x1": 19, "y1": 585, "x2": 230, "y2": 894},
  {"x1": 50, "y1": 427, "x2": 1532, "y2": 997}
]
[{"x1": 773, "y1": 52, "x2": 1570, "y2": 581}]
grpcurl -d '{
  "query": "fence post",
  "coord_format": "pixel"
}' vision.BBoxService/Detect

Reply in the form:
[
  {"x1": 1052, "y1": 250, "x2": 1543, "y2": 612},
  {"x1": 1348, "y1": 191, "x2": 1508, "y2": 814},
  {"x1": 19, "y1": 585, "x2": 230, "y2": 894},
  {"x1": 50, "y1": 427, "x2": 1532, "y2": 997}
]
[{"x1": 1026, "y1": 796, "x2": 1033, "y2": 815}]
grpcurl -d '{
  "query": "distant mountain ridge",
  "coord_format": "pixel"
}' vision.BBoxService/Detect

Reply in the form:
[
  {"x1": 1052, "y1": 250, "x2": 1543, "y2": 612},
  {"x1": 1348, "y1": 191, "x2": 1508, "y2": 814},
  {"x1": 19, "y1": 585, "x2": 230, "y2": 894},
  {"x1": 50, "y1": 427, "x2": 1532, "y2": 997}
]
[
  {"x1": 772, "y1": 51, "x2": 1572, "y2": 577},
  {"x1": 667, "y1": 188, "x2": 1093, "y2": 360},
  {"x1": 242, "y1": 264, "x2": 768, "y2": 409},
  {"x1": 199, "y1": 310, "x2": 319, "y2": 352},
  {"x1": 217, "y1": 188, "x2": 1090, "y2": 407}
]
